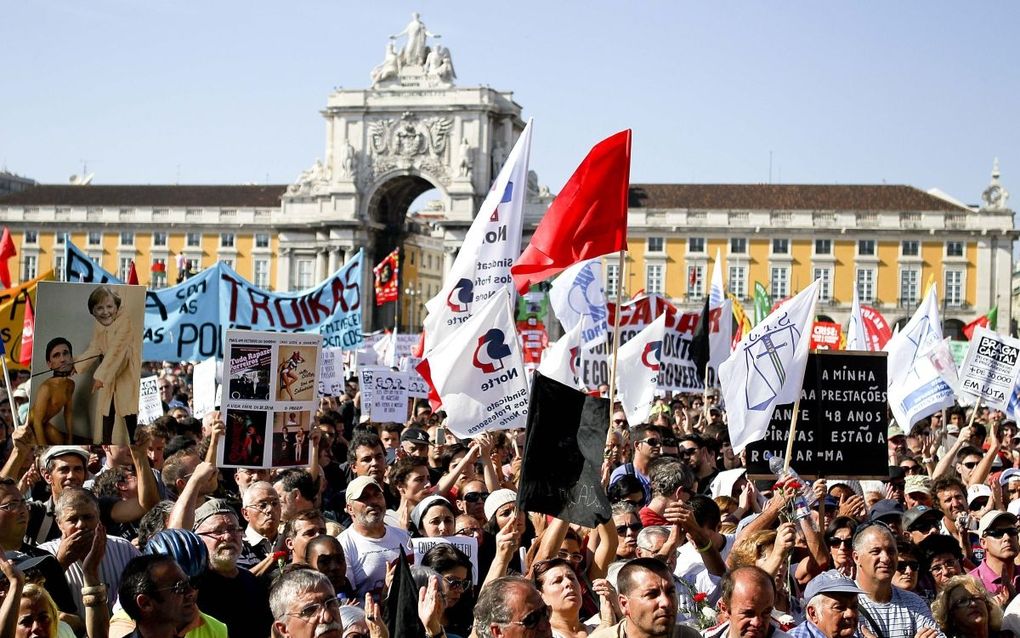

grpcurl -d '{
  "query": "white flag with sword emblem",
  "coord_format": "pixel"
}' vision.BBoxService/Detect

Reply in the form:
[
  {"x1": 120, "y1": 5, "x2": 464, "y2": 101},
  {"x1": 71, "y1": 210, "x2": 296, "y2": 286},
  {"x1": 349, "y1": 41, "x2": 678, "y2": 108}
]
[{"x1": 719, "y1": 279, "x2": 819, "y2": 453}]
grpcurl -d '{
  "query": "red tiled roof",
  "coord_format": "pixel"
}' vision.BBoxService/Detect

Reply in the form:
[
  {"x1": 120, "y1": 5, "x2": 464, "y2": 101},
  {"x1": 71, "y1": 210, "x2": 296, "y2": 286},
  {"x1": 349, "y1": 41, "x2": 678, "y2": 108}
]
[
  {"x1": 0, "y1": 185, "x2": 288, "y2": 208},
  {"x1": 628, "y1": 184, "x2": 970, "y2": 212}
]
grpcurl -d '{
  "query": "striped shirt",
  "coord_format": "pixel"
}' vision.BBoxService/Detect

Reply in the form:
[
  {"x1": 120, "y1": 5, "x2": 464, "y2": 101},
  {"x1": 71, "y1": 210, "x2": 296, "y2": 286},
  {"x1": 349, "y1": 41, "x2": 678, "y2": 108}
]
[
  {"x1": 39, "y1": 534, "x2": 140, "y2": 617},
  {"x1": 855, "y1": 586, "x2": 946, "y2": 638}
]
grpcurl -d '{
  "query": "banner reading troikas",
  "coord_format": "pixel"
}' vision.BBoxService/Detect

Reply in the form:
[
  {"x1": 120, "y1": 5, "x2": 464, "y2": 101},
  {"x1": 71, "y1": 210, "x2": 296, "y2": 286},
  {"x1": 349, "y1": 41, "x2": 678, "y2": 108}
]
[
  {"x1": 220, "y1": 330, "x2": 321, "y2": 469},
  {"x1": 65, "y1": 240, "x2": 363, "y2": 360}
]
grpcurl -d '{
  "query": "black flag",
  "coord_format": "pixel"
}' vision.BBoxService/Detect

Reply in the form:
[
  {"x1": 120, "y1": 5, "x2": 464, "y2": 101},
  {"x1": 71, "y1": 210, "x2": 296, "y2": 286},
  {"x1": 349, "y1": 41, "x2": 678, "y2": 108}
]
[
  {"x1": 517, "y1": 372, "x2": 612, "y2": 527},
  {"x1": 384, "y1": 546, "x2": 425, "y2": 638},
  {"x1": 690, "y1": 296, "x2": 711, "y2": 383}
]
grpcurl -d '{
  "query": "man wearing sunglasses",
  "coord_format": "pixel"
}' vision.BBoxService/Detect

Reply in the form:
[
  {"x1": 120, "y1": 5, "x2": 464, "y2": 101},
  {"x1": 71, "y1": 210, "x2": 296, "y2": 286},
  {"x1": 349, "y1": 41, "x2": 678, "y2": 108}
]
[
  {"x1": 457, "y1": 479, "x2": 489, "y2": 522},
  {"x1": 969, "y1": 510, "x2": 1020, "y2": 598},
  {"x1": 609, "y1": 425, "x2": 660, "y2": 504},
  {"x1": 119, "y1": 554, "x2": 201, "y2": 638},
  {"x1": 474, "y1": 575, "x2": 553, "y2": 638}
]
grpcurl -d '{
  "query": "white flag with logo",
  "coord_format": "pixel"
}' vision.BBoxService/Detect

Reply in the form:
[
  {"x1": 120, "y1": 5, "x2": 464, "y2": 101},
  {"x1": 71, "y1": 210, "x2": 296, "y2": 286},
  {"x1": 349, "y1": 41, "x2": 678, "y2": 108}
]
[
  {"x1": 549, "y1": 258, "x2": 609, "y2": 349},
  {"x1": 538, "y1": 321, "x2": 584, "y2": 390},
  {"x1": 616, "y1": 312, "x2": 667, "y2": 426},
  {"x1": 709, "y1": 249, "x2": 725, "y2": 308},
  {"x1": 885, "y1": 285, "x2": 955, "y2": 427},
  {"x1": 422, "y1": 119, "x2": 534, "y2": 355},
  {"x1": 845, "y1": 287, "x2": 868, "y2": 351},
  {"x1": 706, "y1": 250, "x2": 732, "y2": 377},
  {"x1": 719, "y1": 279, "x2": 819, "y2": 453},
  {"x1": 416, "y1": 288, "x2": 529, "y2": 438}
]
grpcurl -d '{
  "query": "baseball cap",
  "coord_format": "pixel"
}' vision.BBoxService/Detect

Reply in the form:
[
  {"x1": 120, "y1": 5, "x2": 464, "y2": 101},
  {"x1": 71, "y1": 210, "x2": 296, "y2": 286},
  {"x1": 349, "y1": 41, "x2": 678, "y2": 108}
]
[
  {"x1": 999, "y1": 468, "x2": 1020, "y2": 485},
  {"x1": 2, "y1": 551, "x2": 50, "y2": 574},
  {"x1": 484, "y1": 489, "x2": 518, "y2": 522},
  {"x1": 902, "y1": 506, "x2": 943, "y2": 531},
  {"x1": 346, "y1": 476, "x2": 383, "y2": 501},
  {"x1": 977, "y1": 510, "x2": 1018, "y2": 536},
  {"x1": 40, "y1": 446, "x2": 89, "y2": 468},
  {"x1": 888, "y1": 423, "x2": 905, "y2": 439},
  {"x1": 868, "y1": 499, "x2": 905, "y2": 522},
  {"x1": 192, "y1": 498, "x2": 237, "y2": 531},
  {"x1": 917, "y1": 534, "x2": 964, "y2": 565},
  {"x1": 886, "y1": 467, "x2": 906, "y2": 482},
  {"x1": 904, "y1": 475, "x2": 932, "y2": 495},
  {"x1": 803, "y1": 569, "x2": 865, "y2": 603},
  {"x1": 401, "y1": 428, "x2": 430, "y2": 445},
  {"x1": 967, "y1": 484, "x2": 993, "y2": 506}
]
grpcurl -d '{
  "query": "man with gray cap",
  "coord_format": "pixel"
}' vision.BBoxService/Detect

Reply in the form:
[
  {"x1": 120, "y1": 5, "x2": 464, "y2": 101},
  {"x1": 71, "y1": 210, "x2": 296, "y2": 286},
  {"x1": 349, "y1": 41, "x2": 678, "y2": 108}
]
[
  {"x1": 791, "y1": 570, "x2": 866, "y2": 638},
  {"x1": 337, "y1": 475, "x2": 411, "y2": 597}
]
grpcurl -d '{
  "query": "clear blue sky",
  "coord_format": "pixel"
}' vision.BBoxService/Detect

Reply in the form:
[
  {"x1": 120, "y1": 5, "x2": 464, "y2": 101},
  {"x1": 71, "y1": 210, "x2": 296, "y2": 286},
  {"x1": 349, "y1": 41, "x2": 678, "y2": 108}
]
[{"x1": 3, "y1": 2, "x2": 1017, "y2": 206}]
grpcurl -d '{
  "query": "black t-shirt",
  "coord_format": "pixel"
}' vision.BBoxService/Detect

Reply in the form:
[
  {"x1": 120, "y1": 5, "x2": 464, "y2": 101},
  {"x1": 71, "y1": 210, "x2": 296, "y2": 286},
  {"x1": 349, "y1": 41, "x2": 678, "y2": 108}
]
[{"x1": 194, "y1": 567, "x2": 272, "y2": 638}]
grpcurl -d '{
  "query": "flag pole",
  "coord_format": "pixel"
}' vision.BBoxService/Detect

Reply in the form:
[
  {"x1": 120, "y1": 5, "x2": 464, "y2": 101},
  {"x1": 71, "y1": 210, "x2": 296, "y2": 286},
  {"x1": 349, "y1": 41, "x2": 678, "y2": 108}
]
[
  {"x1": 606, "y1": 249, "x2": 626, "y2": 446},
  {"x1": 782, "y1": 288, "x2": 820, "y2": 474},
  {"x1": 0, "y1": 355, "x2": 20, "y2": 429},
  {"x1": 702, "y1": 361, "x2": 711, "y2": 425}
]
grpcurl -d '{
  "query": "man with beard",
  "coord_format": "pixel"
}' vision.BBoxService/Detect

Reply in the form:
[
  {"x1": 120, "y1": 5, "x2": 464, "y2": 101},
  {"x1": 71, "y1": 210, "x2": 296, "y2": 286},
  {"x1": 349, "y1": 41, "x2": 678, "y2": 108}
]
[
  {"x1": 332, "y1": 433, "x2": 398, "y2": 527},
  {"x1": 791, "y1": 570, "x2": 865, "y2": 638},
  {"x1": 969, "y1": 510, "x2": 1020, "y2": 598},
  {"x1": 304, "y1": 535, "x2": 355, "y2": 601},
  {"x1": 852, "y1": 524, "x2": 944, "y2": 638},
  {"x1": 338, "y1": 476, "x2": 411, "y2": 597},
  {"x1": 933, "y1": 476, "x2": 976, "y2": 560},
  {"x1": 118, "y1": 555, "x2": 202, "y2": 638},
  {"x1": 678, "y1": 435, "x2": 719, "y2": 495},
  {"x1": 269, "y1": 569, "x2": 345, "y2": 638},
  {"x1": 703, "y1": 566, "x2": 792, "y2": 638},
  {"x1": 190, "y1": 498, "x2": 273, "y2": 638}
]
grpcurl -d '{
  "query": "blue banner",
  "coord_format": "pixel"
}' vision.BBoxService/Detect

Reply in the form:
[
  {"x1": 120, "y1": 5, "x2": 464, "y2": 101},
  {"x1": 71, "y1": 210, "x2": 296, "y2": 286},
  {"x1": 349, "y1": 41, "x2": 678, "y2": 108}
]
[{"x1": 65, "y1": 241, "x2": 363, "y2": 361}]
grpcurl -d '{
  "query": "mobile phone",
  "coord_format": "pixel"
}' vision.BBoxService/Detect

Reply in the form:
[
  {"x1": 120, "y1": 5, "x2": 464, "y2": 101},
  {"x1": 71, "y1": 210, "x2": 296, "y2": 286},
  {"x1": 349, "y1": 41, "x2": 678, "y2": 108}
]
[{"x1": 435, "y1": 427, "x2": 446, "y2": 446}]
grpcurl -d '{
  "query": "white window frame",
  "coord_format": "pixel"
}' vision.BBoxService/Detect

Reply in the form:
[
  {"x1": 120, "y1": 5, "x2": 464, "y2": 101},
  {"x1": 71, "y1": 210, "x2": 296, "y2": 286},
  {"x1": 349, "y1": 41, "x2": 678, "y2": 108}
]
[
  {"x1": 686, "y1": 264, "x2": 704, "y2": 298},
  {"x1": 856, "y1": 267, "x2": 876, "y2": 304},
  {"x1": 901, "y1": 240, "x2": 920, "y2": 257},
  {"x1": 605, "y1": 263, "x2": 620, "y2": 297},
  {"x1": 688, "y1": 237, "x2": 706, "y2": 254},
  {"x1": 23, "y1": 255, "x2": 37, "y2": 280},
  {"x1": 646, "y1": 264, "x2": 665, "y2": 295},
  {"x1": 728, "y1": 265, "x2": 746, "y2": 299},
  {"x1": 813, "y1": 267, "x2": 832, "y2": 302},
  {"x1": 119, "y1": 231, "x2": 134, "y2": 246},
  {"x1": 23, "y1": 231, "x2": 38, "y2": 245},
  {"x1": 946, "y1": 241, "x2": 964, "y2": 258},
  {"x1": 730, "y1": 237, "x2": 747, "y2": 254},
  {"x1": 814, "y1": 239, "x2": 832, "y2": 256},
  {"x1": 54, "y1": 255, "x2": 66, "y2": 282},
  {"x1": 945, "y1": 270, "x2": 964, "y2": 307},
  {"x1": 254, "y1": 258, "x2": 270, "y2": 288},
  {"x1": 119, "y1": 257, "x2": 133, "y2": 281},
  {"x1": 255, "y1": 233, "x2": 270, "y2": 249},
  {"x1": 296, "y1": 259, "x2": 314, "y2": 289},
  {"x1": 899, "y1": 268, "x2": 919, "y2": 307},
  {"x1": 770, "y1": 266, "x2": 789, "y2": 299},
  {"x1": 771, "y1": 238, "x2": 790, "y2": 255},
  {"x1": 152, "y1": 232, "x2": 168, "y2": 247},
  {"x1": 87, "y1": 231, "x2": 102, "y2": 246},
  {"x1": 186, "y1": 232, "x2": 202, "y2": 247},
  {"x1": 220, "y1": 233, "x2": 235, "y2": 248},
  {"x1": 646, "y1": 236, "x2": 665, "y2": 253},
  {"x1": 858, "y1": 240, "x2": 876, "y2": 257}
]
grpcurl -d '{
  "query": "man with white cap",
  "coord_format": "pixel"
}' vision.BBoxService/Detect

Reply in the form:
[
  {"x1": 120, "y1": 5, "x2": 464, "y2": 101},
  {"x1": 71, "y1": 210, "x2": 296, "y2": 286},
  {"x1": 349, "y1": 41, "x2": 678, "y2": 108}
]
[
  {"x1": 968, "y1": 510, "x2": 1020, "y2": 598},
  {"x1": 791, "y1": 570, "x2": 866, "y2": 638},
  {"x1": 1000, "y1": 468, "x2": 1020, "y2": 507},
  {"x1": 18, "y1": 445, "x2": 90, "y2": 544},
  {"x1": 337, "y1": 475, "x2": 410, "y2": 597}
]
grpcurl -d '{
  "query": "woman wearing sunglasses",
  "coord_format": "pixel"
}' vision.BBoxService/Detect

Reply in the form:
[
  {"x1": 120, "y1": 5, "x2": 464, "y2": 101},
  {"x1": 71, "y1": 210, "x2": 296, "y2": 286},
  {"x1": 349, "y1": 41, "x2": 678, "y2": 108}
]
[
  {"x1": 891, "y1": 539, "x2": 922, "y2": 593},
  {"x1": 823, "y1": 516, "x2": 858, "y2": 579},
  {"x1": 421, "y1": 544, "x2": 474, "y2": 638}
]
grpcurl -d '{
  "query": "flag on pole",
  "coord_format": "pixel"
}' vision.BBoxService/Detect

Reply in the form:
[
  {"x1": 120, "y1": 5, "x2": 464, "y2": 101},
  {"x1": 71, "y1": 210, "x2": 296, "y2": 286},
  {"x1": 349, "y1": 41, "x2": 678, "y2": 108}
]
[
  {"x1": 511, "y1": 130, "x2": 631, "y2": 294},
  {"x1": 729, "y1": 293, "x2": 751, "y2": 344},
  {"x1": 615, "y1": 312, "x2": 667, "y2": 426},
  {"x1": 752, "y1": 282, "x2": 771, "y2": 326},
  {"x1": 416, "y1": 289, "x2": 529, "y2": 438},
  {"x1": 19, "y1": 295, "x2": 34, "y2": 365},
  {"x1": 719, "y1": 279, "x2": 820, "y2": 453},
  {"x1": 845, "y1": 287, "x2": 868, "y2": 351},
  {"x1": 126, "y1": 260, "x2": 139, "y2": 285},
  {"x1": 548, "y1": 258, "x2": 609, "y2": 349},
  {"x1": 537, "y1": 321, "x2": 584, "y2": 390},
  {"x1": 0, "y1": 227, "x2": 16, "y2": 289},
  {"x1": 421, "y1": 119, "x2": 534, "y2": 355},
  {"x1": 373, "y1": 248, "x2": 399, "y2": 306},
  {"x1": 963, "y1": 306, "x2": 998, "y2": 341},
  {"x1": 885, "y1": 285, "x2": 955, "y2": 428}
]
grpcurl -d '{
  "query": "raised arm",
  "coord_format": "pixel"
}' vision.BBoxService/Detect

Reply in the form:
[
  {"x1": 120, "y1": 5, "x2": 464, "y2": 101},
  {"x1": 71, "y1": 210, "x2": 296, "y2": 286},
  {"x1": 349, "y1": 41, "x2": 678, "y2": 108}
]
[
  {"x1": 109, "y1": 429, "x2": 159, "y2": 523},
  {"x1": 167, "y1": 461, "x2": 218, "y2": 530}
]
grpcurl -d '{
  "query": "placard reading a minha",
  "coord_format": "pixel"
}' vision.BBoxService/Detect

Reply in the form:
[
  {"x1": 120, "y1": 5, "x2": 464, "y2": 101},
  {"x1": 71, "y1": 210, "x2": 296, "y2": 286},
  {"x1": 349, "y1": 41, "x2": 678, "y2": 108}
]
[
  {"x1": 744, "y1": 351, "x2": 888, "y2": 480},
  {"x1": 219, "y1": 330, "x2": 322, "y2": 468}
]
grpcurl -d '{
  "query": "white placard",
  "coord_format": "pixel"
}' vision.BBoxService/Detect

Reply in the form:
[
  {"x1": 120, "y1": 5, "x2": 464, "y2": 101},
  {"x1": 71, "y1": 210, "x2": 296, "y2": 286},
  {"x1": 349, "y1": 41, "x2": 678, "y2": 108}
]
[
  {"x1": 318, "y1": 348, "x2": 346, "y2": 397},
  {"x1": 410, "y1": 536, "x2": 480, "y2": 585},
  {"x1": 400, "y1": 356, "x2": 429, "y2": 399},
  {"x1": 137, "y1": 376, "x2": 163, "y2": 425},
  {"x1": 958, "y1": 326, "x2": 1020, "y2": 411},
  {"x1": 192, "y1": 358, "x2": 218, "y2": 418},
  {"x1": 363, "y1": 369, "x2": 409, "y2": 422}
]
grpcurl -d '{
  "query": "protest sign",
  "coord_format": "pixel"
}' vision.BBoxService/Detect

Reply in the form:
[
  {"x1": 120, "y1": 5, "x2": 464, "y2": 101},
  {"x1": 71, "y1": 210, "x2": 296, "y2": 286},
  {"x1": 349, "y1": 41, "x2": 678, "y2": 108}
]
[
  {"x1": 399, "y1": 356, "x2": 429, "y2": 399},
  {"x1": 318, "y1": 348, "x2": 345, "y2": 397},
  {"x1": 358, "y1": 366, "x2": 384, "y2": 419},
  {"x1": 410, "y1": 536, "x2": 480, "y2": 585},
  {"x1": 958, "y1": 327, "x2": 1020, "y2": 411},
  {"x1": 809, "y1": 322, "x2": 842, "y2": 350},
  {"x1": 137, "y1": 376, "x2": 163, "y2": 425},
  {"x1": 220, "y1": 330, "x2": 321, "y2": 468},
  {"x1": 66, "y1": 240, "x2": 363, "y2": 361},
  {"x1": 0, "y1": 272, "x2": 52, "y2": 369},
  {"x1": 31, "y1": 281, "x2": 146, "y2": 445},
  {"x1": 192, "y1": 358, "x2": 218, "y2": 418},
  {"x1": 745, "y1": 351, "x2": 888, "y2": 479},
  {"x1": 362, "y1": 369, "x2": 409, "y2": 422}
]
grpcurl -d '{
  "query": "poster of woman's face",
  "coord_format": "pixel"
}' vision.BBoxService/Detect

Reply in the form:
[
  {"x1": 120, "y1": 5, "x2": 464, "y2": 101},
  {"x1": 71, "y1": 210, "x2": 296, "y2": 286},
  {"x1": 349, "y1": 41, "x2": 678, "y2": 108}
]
[{"x1": 30, "y1": 282, "x2": 146, "y2": 445}]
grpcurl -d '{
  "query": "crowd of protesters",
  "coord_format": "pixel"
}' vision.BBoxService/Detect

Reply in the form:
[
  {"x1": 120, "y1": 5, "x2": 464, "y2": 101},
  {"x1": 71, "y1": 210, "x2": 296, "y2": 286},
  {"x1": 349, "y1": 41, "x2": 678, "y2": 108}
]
[{"x1": 2, "y1": 361, "x2": 1020, "y2": 638}]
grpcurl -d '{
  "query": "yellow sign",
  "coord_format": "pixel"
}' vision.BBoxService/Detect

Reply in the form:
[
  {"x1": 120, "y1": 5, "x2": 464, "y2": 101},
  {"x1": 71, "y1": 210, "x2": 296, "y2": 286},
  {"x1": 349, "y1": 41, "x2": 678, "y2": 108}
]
[{"x1": 0, "y1": 271, "x2": 54, "y2": 369}]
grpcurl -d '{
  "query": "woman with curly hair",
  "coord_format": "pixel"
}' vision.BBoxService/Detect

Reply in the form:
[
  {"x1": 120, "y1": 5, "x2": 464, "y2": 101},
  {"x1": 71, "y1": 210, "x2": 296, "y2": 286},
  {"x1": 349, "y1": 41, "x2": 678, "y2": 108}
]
[{"x1": 932, "y1": 575, "x2": 1008, "y2": 638}]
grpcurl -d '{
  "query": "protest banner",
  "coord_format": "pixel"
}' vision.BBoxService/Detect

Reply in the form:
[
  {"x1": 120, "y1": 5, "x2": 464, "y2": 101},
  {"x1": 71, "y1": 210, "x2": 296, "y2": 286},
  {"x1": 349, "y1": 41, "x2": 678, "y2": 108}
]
[
  {"x1": 219, "y1": 330, "x2": 321, "y2": 468},
  {"x1": 0, "y1": 272, "x2": 52, "y2": 369},
  {"x1": 192, "y1": 358, "x2": 218, "y2": 418},
  {"x1": 958, "y1": 327, "x2": 1020, "y2": 411},
  {"x1": 31, "y1": 281, "x2": 146, "y2": 445},
  {"x1": 362, "y1": 368, "x2": 409, "y2": 422},
  {"x1": 318, "y1": 348, "x2": 345, "y2": 397},
  {"x1": 137, "y1": 376, "x2": 163, "y2": 425},
  {"x1": 66, "y1": 240, "x2": 363, "y2": 361},
  {"x1": 809, "y1": 322, "x2": 842, "y2": 350},
  {"x1": 744, "y1": 351, "x2": 888, "y2": 479},
  {"x1": 410, "y1": 536, "x2": 480, "y2": 585}
]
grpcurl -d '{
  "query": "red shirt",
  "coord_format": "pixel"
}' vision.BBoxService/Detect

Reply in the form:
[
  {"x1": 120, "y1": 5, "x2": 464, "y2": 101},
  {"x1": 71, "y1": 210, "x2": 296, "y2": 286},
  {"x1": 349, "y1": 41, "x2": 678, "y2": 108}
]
[{"x1": 639, "y1": 506, "x2": 668, "y2": 527}]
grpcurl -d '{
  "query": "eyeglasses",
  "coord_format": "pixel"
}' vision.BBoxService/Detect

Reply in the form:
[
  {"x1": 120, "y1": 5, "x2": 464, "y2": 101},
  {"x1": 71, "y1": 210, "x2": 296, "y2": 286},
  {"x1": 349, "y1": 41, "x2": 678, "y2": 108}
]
[
  {"x1": 895, "y1": 561, "x2": 919, "y2": 573},
  {"x1": 557, "y1": 550, "x2": 584, "y2": 565},
  {"x1": 154, "y1": 578, "x2": 196, "y2": 596},
  {"x1": 624, "y1": 498, "x2": 645, "y2": 508},
  {"x1": 444, "y1": 576, "x2": 472, "y2": 591},
  {"x1": 616, "y1": 522, "x2": 642, "y2": 535},
  {"x1": 507, "y1": 605, "x2": 551, "y2": 629},
  {"x1": 462, "y1": 492, "x2": 490, "y2": 504},
  {"x1": 982, "y1": 527, "x2": 1019, "y2": 539},
  {"x1": 951, "y1": 595, "x2": 985, "y2": 610},
  {"x1": 0, "y1": 498, "x2": 27, "y2": 512},
  {"x1": 827, "y1": 537, "x2": 853, "y2": 549},
  {"x1": 680, "y1": 447, "x2": 699, "y2": 458},
  {"x1": 901, "y1": 465, "x2": 922, "y2": 475},
  {"x1": 243, "y1": 499, "x2": 281, "y2": 513},
  {"x1": 197, "y1": 526, "x2": 243, "y2": 539},
  {"x1": 930, "y1": 559, "x2": 960, "y2": 574},
  {"x1": 638, "y1": 438, "x2": 661, "y2": 448},
  {"x1": 909, "y1": 521, "x2": 939, "y2": 535},
  {"x1": 287, "y1": 598, "x2": 341, "y2": 620},
  {"x1": 962, "y1": 461, "x2": 979, "y2": 470},
  {"x1": 456, "y1": 527, "x2": 481, "y2": 536},
  {"x1": 613, "y1": 419, "x2": 627, "y2": 425}
]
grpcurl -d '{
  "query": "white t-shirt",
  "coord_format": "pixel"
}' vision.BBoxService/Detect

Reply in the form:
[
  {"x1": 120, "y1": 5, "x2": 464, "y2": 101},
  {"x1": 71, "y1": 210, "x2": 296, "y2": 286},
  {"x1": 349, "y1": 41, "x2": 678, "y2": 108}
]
[{"x1": 338, "y1": 524, "x2": 412, "y2": 597}]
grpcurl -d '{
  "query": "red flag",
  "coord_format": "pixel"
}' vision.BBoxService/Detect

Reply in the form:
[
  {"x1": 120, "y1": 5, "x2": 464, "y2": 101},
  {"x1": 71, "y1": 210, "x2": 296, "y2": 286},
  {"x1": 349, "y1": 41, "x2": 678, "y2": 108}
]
[
  {"x1": 0, "y1": 227, "x2": 17, "y2": 289},
  {"x1": 127, "y1": 260, "x2": 139, "y2": 285},
  {"x1": 511, "y1": 130, "x2": 631, "y2": 294},
  {"x1": 19, "y1": 296, "x2": 34, "y2": 365},
  {"x1": 373, "y1": 248, "x2": 400, "y2": 306}
]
